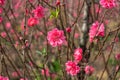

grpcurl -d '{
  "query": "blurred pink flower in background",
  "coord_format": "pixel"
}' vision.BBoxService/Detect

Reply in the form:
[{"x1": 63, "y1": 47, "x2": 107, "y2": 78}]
[
  {"x1": 1, "y1": 32, "x2": 7, "y2": 38},
  {"x1": 74, "y1": 33, "x2": 79, "y2": 39},
  {"x1": 65, "y1": 61, "x2": 80, "y2": 76},
  {"x1": 28, "y1": 17, "x2": 38, "y2": 27},
  {"x1": 20, "y1": 78, "x2": 28, "y2": 80},
  {"x1": 10, "y1": 29, "x2": 15, "y2": 34},
  {"x1": 12, "y1": 71, "x2": 19, "y2": 78},
  {"x1": 115, "y1": 37, "x2": 119, "y2": 42},
  {"x1": 33, "y1": 6, "x2": 45, "y2": 19},
  {"x1": 0, "y1": 75, "x2": 9, "y2": 80},
  {"x1": 5, "y1": 22, "x2": 11, "y2": 29},
  {"x1": 0, "y1": 17, "x2": 3, "y2": 23},
  {"x1": 41, "y1": 68, "x2": 50, "y2": 76},
  {"x1": 66, "y1": 27, "x2": 71, "y2": 33},
  {"x1": 56, "y1": 0, "x2": 60, "y2": 6},
  {"x1": 14, "y1": 0, "x2": 21, "y2": 10},
  {"x1": 0, "y1": 8, "x2": 2, "y2": 14},
  {"x1": 100, "y1": 0, "x2": 116, "y2": 9},
  {"x1": 29, "y1": 61, "x2": 33, "y2": 67},
  {"x1": 89, "y1": 21, "x2": 105, "y2": 43},
  {"x1": 47, "y1": 28, "x2": 66, "y2": 47},
  {"x1": 115, "y1": 53, "x2": 120, "y2": 60},
  {"x1": 84, "y1": 65, "x2": 94, "y2": 75},
  {"x1": 14, "y1": 41, "x2": 19, "y2": 48},
  {"x1": 74, "y1": 48, "x2": 83, "y2": 63},
  {"x1": 0, "y1": 0, "x2": 5, "y2": 5}
]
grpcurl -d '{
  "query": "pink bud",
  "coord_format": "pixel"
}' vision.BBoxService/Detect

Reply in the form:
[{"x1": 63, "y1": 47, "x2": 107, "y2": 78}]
[
  {"x1": 1, "y1": 32, "x2": 7, "y2": 38},
  {"x1": 115, "y1": 53, "x2": 120, "y2": 60},
  {"x1": 66, "y1": 27, "x2": 71, "y2": 33}
]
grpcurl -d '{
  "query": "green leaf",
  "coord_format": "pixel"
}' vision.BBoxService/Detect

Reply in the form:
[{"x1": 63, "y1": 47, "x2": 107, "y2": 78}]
[
  {"x1": 36, "y1": 48, "x2": 46, "y2": 55},
  {"x1": 55, "y1": 9, "x2": 59, "y2": 18},
  {"x1": 42, "y1": 48, "x2": 46, "y2": 54},
  {"x1": 36, "y1": 50, "x2": 42, "y2": 55},
  {"x1": 52, "y1": 60, "x2": 61, "y2": 72},
  {"x1": 108, "y1": 58, "x2": 117, "y2": 66},
  {"x1": 34, "y1": 70, "x2": 41, "y2": 80},
  {"x1": 50, "y1": 9, "x2": 59, "y2": 19},
  {"x1": 49, "y1": 60, "x2": 61, "y2": 73}
]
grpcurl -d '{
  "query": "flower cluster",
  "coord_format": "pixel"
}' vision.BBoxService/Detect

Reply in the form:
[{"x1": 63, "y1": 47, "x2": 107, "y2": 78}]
[
  {"x1": 89, "y1": 21, "x2": 105, "y2": 43},
  {"x1": 47, "y1": 28, "x2": 66, "y2": 47},
  {"x1": 65, "y1": 61, "x2": 80, "y2": 76},
  {"x1": 100, "y1": 0, "x2": 116, "y2": 9},
  {"x1": 1, "y1": 32, "x2": 7, "y2": 38},
  {"x1": 84, "y1": 65, "x2": 94, "y2": 75},
  {"x1": 65, "y1": 48, "x2": 83, "y2": 76},
  {"x1": 0, "y1": 0, "x2": 5, "y2": 5},
  {"x1": 27, "y1": 6, "x2": 45, "y2": 27},
  {"x1": 27, "y1": 17, "x2": 38, "y2": 27},
  {"x1": 33, "y1": 6, "x2": 45, "y2": 19},
  {"x1": 41, "y1": 68, "x2": 50, "y2": 76},
  {"x1": 74, "y1": 48, "x2": 83, "y2": 63},
  {"x1": 0, "y1": 75, "x2": 9, "y2": 80}
]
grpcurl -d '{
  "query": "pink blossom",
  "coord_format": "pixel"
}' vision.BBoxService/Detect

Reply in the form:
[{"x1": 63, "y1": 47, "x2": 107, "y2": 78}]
[
  {"x1": 0, "y1": 17, "x2": 3, "y2": 23},
  {"x1": 14, "y1": 1, "x2": 21, "y2": 10},
  {"x1": 115, "y1": 37, "x2": 119, "y2": 42},
  {"x1": 73, "y1": 48, "x2": 83, "y2": 63},
  {"x1": 10, "y1": 29, "x2": 15, "y2": 34},
  {"x1": 0, "y1": 8, "x2": 2, "y2": 14},
  {"x1": 0, "y1": 76, "x2": 9, "y2": 80},
  {"x1": 47, "y1": 28, "x2": 66, "y2": 47},
  {"x1": 89, "y1": 21, "x2": 105, "y2": 43},
  {"x1": 100, "y1": 0, "x2": 116, "y2": 9},
  {"x1": 65, "y1": 61, "x2": 80, "y2": 76},
  {"x1": 0, "y1": 0, "x2": 5, "y2": 5},
  {"x1": 66, "y1": 27, "x2": 71, "y2": 33},
  {"x1": 84, "y1": 65, "x2": 94, "y2": 75},
  {"x1": 56, "y1": 0, "x2": 60, "y2": 6},
  {"x1": 115, "y1": 65, "x2": 119, "y2": 71},
  {"x1": 20, "y1": 78, "x2": 28, "y2": 80},
  {"x1": 115, "y1": 53, "x2": 120, "y2": 60},
  {"x1": 33, "y1": 6, "x2": 45, "y2": 19},
  {"x1": 96, "y1": 23, "x2": 105, "y2": 37},
  {"x1": 29, "y1": 61, "x2": 33, "y2": 67},
  {"x1": 74, "y1": 33, "x2": 79, "y2": 39},
  {"x1": 27, "y1": 17, "x2": 38, "y2": 27},
  {"x1": 12, "y1": 72, "x2": 19, "y2": 78},
  {"x1": 5, "y1": 22, "x2": 11, "y2": 29},
  {"x1": 14, "y1": 41, "x2": 19, "y2": 48},
  {"x1": 41, "y1": 68, "x2": 50, "y2": 76},
  {"x1": 1, "y1": 32, "x2": 7, "y2": 38}
]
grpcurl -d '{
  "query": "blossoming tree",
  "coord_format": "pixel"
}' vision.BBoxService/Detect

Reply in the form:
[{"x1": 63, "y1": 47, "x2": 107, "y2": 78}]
[{"x1": 0, "y1": 0, "x2": 120, "y2": 80}]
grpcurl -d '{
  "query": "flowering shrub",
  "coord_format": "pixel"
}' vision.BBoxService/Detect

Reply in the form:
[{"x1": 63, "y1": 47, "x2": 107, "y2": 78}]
[{"x1": 0, "y1": 0, "x2": 120, "y2": 80}]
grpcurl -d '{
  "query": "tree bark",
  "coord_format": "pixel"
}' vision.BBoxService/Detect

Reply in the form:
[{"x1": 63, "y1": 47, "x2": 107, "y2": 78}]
[{"x1": 77, "y1": 0, "x2": 91, "y2": 80}]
